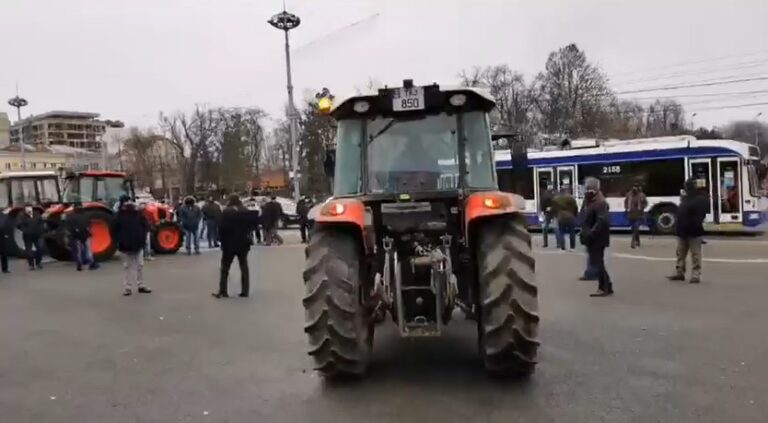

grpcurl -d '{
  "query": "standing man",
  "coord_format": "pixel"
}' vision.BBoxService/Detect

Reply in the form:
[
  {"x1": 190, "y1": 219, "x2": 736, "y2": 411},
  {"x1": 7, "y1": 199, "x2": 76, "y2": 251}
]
[
  {"x1": 668, "y1": 178, "x2": 707, "y2": 284},
  {"x1": 553, "y1": 187, "x2": 578, "y2": 250},
  {"x1": 0, "y1": 211, "x2": 12, "y2": 274},
  {"x1": 296, "y1": 195, "x2": 313, "y2": 244},
  {"x1": 245, "y1": 199, "x2": 262, "y2": 245},
  {"x1": 179, "y1": 196, "x2": 202, "y2": 255},
  {"x1": 580, "y1": 177, "x2": 613, "y2": 297},
  {"x1": 260, "y1": 195, "x2": 284, "y2": 246},
  {"x1": 213, "y1": 195, "x2": 253, "y2": 299},
  {"x1": 202, "y1": 196, "x2": 222, "y2": 248},
  {"x1": 67, "y1": 203, "x2": 99, "y2": 271},
  {"x1": 540, "y1": 184, "x2": 555, "y2": 248},
  {"x1": 624, "y1": 181, "x2": 648, "y2": 249},
  {"x1": 114, "y1": 199, "x2": 151, "y2": 296},
  {"x1": 17, "y1": 205, "x2": 45, "y2": 271}
]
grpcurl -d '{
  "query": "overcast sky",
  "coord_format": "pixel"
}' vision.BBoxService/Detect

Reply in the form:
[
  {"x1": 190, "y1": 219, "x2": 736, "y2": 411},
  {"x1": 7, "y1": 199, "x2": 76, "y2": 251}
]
[{"x1": 1, "y1": 0, "x2": 767, "y2": 132}]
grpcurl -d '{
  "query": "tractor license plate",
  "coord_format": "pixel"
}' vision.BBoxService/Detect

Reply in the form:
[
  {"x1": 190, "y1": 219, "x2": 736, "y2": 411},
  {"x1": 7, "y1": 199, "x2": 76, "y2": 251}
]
[{"x1": 392, "y1": 87, "x2": 424, "y2": 111}]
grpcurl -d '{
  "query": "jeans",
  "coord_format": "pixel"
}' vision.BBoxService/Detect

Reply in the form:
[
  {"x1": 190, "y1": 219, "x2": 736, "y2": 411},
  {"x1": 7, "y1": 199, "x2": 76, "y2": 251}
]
[
  {"x1": 219, "y1": 250, "x2": 250, "y2": 295},
  {"x1": 122, "y1": 252, "x2": 145, "y2": 289},
  {"x1": 205, "y1": 219, "x2": 219, "y2": 248},
  {"x1": 184, "y1": 228, "x2": 199, "y2": 253},
  {"x1": 71, "y1": 238, "x2": 94, "y2": 269},
  {"x1": 588, "y1": 245, "x2": 613, "y2": 293},
  {"x1": 629, "y1": 217, "x2": 642, "y2": 248},
  {"x1": 557, "y1": 221, "x2": 577, "y2": 250},
  {"x1": 542, "y1": 215, "x2": 553, "y2": 247},
  {"x1": 583, "y1": 252, "x2": 598, "y2": 280},
  {"x1": 24, "y1": 237, "x2": 43, "y2": 268}
]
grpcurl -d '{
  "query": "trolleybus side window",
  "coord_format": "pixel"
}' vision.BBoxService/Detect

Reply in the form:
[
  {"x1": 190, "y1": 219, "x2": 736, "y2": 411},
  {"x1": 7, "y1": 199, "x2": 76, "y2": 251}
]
[
  {"x1": 497, "y1": 168, "x2": 534, "y2": 200},
  {"x1": 578, "y1": 159, "x2": 684, "y2": 197}
]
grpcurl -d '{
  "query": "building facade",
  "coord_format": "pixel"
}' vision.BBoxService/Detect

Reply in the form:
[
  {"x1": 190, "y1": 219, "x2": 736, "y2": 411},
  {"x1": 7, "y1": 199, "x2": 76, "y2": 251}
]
[
  {"x1": 0, "y1": 112, "x2": 10, "y2": 147},
  {"x1": 10, "y1": 111, "x2": 107, "y2": 151},
  {"x1": 0, "y1": 144, "x2": 101, "y2": 172}
]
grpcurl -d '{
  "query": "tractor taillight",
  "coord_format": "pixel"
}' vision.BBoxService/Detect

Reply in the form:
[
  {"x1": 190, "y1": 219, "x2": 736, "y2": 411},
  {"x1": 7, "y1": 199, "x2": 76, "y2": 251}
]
[
  {"x1": 321, "y1": 202, "x2": 346, "y2": 217},
  {"x1": 483, "y1": 195, "x2": 510, "y2": 210}
]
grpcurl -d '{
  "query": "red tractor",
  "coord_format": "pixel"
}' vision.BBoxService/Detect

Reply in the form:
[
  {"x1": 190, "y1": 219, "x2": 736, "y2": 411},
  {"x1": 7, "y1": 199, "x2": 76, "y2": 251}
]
[
  {"x1": 44, "y1": 170, "x2": 182, "y2": 261},
  {"x1": 0, "y1": 171, "x2": 62, "y2": 257},
  {"x1": 303, "y1": 81, "x2": 539, "y2": 379}
]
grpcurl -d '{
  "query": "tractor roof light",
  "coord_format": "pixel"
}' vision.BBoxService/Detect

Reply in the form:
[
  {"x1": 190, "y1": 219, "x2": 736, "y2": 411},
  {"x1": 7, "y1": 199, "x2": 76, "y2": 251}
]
[
  {"x1": 449, "y1": 94, "x2": 467, "y2": 107},
  {"x1": 353, "y1": 101, "x2": 370, "y2": 114}
]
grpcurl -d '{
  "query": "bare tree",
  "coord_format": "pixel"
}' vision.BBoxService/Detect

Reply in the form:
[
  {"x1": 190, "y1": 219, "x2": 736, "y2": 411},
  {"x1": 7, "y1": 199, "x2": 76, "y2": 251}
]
[
  {"x1": 159, "y1": 106, "x2": 219, "y2": 194},
  {"x1": 534, "y1": 43, "x2": 614, "y2": 138}
]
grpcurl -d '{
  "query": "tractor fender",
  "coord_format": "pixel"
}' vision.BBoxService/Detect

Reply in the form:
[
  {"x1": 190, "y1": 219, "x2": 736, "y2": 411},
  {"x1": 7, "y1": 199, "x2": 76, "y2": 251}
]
[
  {"x1": 464, "y1": 191, "x2": 525, "y2": 227},
  {"x1": 311, "y1": 198, "x2": 369, "y2": 252}
]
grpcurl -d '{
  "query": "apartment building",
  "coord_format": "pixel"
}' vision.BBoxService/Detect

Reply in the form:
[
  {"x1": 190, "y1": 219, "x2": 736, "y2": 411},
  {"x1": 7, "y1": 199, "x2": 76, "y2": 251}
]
[{"x1": 10, "y1": 111, "x2": 107, "y2": 151}]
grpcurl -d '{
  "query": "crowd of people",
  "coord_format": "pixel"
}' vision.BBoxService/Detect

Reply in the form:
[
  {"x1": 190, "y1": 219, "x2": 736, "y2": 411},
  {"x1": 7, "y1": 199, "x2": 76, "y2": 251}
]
[
  {"x1": 0, "y1": 191, "x2": 316, "y2": 298},
  {"x1": 541, "y1": 176, "x2": 708, "y2": 297}
]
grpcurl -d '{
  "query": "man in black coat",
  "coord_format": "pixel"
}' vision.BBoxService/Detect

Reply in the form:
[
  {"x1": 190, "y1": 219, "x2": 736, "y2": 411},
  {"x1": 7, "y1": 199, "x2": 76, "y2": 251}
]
[
  {"x1": 260, "y1": 195, "x2": 284, "y2": 246},
  {"x1": 580, "y1": 177, "x2": 614, "y2": 297},
  {"x1": 668, "y1": 178, "x2": 708, "y2": 284},
  {"x1": 0, "y1": 212, "x2": 12, "y2": 274},
  {"x1": 17, "y1": 205, "x2": 45, "y2": 270},
  {"x1": 114, "y1": 199, "x2": 151, "y2": 296},
  {"x1": 214, "y1": 195, "x2": 253, "y2": 299},
  {"x1": 296, "y1": 195, "x2": 313, "y2": 244}
]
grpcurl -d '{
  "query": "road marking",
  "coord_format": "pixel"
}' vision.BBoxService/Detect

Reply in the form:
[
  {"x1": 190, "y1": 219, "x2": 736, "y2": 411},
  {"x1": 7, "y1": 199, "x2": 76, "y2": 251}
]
[
  {"x1": 612, "y1": 252, "x2": 768, "y2": 264},
  {"x1": 535, "y1": 249, "x2": 768, "y2": 264}
]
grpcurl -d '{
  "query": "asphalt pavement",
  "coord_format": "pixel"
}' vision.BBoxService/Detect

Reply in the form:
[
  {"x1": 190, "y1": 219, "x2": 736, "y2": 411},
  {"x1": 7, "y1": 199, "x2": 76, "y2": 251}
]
[{"x1": 1, "y1": 231, "x2": 767, "y2": 422}]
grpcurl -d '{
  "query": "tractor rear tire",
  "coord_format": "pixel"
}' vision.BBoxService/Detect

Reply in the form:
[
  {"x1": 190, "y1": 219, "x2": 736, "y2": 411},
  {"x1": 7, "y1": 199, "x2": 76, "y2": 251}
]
[
  {"x1": 476, "y1": 217, "x2": 539, "y2": 377},
  {"x1": 302, "y1": 229, "x2": 370, "y2": 379},
  {"x1": 152, "y1": 221, "x2": 183, "y2": 254},
  {"x1": 82, "y1": 209, "x2": 117, "y2": 262}
]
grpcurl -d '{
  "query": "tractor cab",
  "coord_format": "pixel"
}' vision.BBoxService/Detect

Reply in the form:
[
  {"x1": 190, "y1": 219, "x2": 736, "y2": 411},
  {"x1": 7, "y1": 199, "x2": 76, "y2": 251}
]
[
  {"x1": 61, "y1": 170, "x2": 134, "y2": 209},
  {"x1": 0, "y1": 171, "x2": 62, "y2": 210},
  {"x1": 0, "y1": 171, "x2": 63, "y2": 257},
  {"x1": 303, "y1": 81, "x2": 538, "y2": 379},
  {"x1": 330, "y1": 79, "x2": 498, "y2": 198}
]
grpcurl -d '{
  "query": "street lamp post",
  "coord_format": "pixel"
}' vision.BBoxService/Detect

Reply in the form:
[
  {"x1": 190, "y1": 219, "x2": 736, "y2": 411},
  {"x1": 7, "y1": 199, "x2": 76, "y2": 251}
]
[
  {"x1": 7, "y1": 94, "x2": 29, "y2": 170},
  {"x1": 754, "y1": 112, "x2": 763, "y2": 146},
  {"x1": 268, "y1": 8, "x2": 301, "y2": 201}
]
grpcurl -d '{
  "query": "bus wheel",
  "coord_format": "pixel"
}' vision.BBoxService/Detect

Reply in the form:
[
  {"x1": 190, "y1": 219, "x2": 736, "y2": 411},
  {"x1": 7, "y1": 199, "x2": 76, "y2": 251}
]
[{"x1": 652, "y1": 206, "x2": 677, "y2": 235}]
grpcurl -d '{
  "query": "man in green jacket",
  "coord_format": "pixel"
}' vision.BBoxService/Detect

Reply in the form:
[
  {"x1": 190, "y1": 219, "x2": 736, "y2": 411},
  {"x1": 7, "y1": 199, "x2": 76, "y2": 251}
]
[{"x1": 553, "y1": 187, "x2": 579, "y2": 250}]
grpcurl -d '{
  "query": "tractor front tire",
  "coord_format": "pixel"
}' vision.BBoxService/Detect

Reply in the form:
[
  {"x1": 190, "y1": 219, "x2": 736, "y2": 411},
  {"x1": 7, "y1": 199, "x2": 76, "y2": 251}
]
[
  {"x1": 302, "y1": 229, "x2": 370, "y2": 379},
  {"x1": 45, "y1": 231, "x2": 71, "y2": 262},
  {"x1": 477, "y1": 217, "x2": 540, "y2": 377},
  {"x1": 152, "y1": 221, "x2": 183, "y2": 254}
]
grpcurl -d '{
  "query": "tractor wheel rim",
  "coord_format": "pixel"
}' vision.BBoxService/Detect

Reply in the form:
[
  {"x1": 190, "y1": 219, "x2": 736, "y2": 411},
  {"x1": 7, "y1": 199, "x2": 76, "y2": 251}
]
[
  {"x1": 90, "y1": 220, "x2": 111, "y2": 254},
  {"x1": 157, "y1": 227, "x2": 180, "y2": 250}
]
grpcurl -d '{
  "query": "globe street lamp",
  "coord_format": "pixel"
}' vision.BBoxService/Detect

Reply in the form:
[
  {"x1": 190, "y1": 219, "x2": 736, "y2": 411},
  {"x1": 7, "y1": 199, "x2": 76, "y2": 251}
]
[
  {"x1": 7, "y1": 94, "x2": 29, "y2": 169},
  {"x1": 268, "y1": 8, "x2": 301, "y2": 201}
]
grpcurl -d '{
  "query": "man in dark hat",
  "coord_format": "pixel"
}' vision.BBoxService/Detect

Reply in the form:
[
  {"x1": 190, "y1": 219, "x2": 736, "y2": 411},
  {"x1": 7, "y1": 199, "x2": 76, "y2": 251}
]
[{"x1": 668, "y1": 178, "x2": 707, "y2": 284}]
